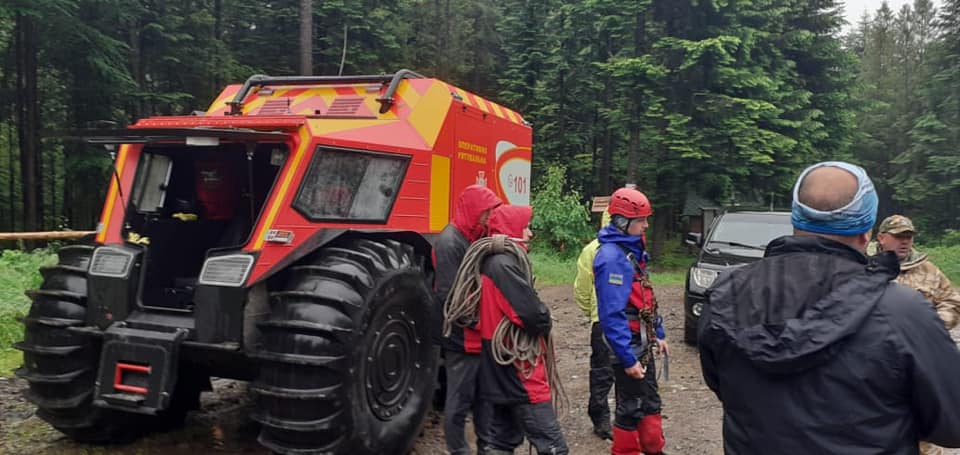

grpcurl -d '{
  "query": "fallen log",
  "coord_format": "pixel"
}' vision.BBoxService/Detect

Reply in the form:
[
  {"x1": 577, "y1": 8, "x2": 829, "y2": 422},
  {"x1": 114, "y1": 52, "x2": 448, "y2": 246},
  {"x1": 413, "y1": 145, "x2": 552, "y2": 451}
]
[{"x1": 0, "y1": 231, "x2": 96, "y2": 241}]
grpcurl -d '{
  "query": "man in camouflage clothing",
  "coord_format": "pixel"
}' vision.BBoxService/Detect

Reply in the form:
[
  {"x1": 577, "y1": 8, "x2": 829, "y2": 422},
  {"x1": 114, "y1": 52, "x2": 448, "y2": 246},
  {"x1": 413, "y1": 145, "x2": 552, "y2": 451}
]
[
  {"x1": 869, "y1": 215, "x2": 960, "y2": 329},
  {"x1": 869, "y1": 214, "x2": 960, "y2": 455}
]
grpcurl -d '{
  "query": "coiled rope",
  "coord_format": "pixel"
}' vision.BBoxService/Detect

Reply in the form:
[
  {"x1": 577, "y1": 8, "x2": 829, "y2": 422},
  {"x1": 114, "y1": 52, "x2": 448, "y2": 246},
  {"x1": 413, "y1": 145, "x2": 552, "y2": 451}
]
[{"x1": 443, "y1": 234, "x2": 568, "y2": 414}]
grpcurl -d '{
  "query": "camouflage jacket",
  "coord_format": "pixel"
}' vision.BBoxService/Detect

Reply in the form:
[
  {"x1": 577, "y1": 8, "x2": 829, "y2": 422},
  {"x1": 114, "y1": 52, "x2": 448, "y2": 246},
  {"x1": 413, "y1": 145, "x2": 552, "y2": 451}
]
[{"x1": 868, "y1": 242, "x2": 960, "y2": 329}]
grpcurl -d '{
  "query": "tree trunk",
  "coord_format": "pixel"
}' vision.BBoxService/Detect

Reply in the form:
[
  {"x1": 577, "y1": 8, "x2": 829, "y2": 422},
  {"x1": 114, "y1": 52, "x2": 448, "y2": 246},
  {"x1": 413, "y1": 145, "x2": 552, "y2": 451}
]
[
  {"x1": 626, "y1": 7, "x2": 646, "y2": 185},
  {"x1": 48, "y1": 149, "x2": 56, "y2": 228},
  {"x1": 626, "y1": 122, "x2": 639, "y2": 185},
  {"x1": 300, "y1": 0, "x2": 313, "y2": 75},
  {"x1": 15, "y1": 13, "x2": 41, "y2": 234},
  {"x1": 7, "y1": 126, "x2": 14, "y2": 231},
  {"x1": 599, "y1": 120, "x2": 613, "y2": 194},
  {"x1": 63, "y1": 156, "x2": 72, "y2": 229},
  {"x1": 649, "y1": 170, "x2": 675, "y2": 258},
  {"x1": 3, "y1": 43, "x2": 16, "y2": 232},
  {"x1": 650, "y1": 202, "x2": 671, "y2": 258},
  {"x1": 129, "y1": 20, "x2": 144, "y2": 119},
  {"x1": 213, "y1": 0, "x2": 223, "y2": 90}
]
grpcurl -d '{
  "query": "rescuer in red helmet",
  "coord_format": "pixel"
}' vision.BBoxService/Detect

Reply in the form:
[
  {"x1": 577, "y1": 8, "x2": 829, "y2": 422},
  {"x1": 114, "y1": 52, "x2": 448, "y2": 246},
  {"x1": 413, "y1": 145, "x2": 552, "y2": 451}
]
[{"x1": 593, "y1": 187, "x2": 668, "y2": 455}]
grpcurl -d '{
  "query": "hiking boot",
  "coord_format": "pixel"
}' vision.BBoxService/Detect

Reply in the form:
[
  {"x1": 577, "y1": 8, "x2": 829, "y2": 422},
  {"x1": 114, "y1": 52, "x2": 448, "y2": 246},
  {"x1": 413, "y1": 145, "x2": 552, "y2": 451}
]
[{"x1": 593, "y1": 422, "x2": 613, "y2": 440}]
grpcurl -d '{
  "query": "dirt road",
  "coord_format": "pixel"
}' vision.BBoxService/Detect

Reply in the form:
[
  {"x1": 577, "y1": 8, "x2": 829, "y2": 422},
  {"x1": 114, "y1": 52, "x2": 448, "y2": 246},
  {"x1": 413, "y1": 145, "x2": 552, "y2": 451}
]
[{"x1": 1, "y1": 284, "x2": 956, "y2": 454}]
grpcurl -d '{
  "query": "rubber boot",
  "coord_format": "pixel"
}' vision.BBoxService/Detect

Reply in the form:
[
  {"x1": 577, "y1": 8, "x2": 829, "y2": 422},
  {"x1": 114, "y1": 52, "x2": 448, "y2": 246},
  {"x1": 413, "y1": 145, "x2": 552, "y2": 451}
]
[
  {"x1": 611, "y1": 426, "x2": 641, "y2": 455},
  {"x1": 637, "y1": 414, "x2": 665, "y2": 455}
]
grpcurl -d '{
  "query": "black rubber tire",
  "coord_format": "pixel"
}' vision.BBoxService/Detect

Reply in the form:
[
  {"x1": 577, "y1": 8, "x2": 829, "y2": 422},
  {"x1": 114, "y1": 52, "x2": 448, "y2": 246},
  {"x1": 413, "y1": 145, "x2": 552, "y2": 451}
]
[
  {"x1": 15, "y1": 245, "x2": 146, "y2": 442},
  {"x1": 253, "y1": 238, "x2": 436, "y2": 455}
]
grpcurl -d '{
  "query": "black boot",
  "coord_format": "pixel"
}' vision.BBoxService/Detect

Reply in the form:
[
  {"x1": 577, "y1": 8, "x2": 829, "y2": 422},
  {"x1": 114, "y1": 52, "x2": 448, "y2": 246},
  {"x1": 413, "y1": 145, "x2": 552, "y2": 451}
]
[{"x1": 593, "y1": 421, "x2": 613, "y2": 440}]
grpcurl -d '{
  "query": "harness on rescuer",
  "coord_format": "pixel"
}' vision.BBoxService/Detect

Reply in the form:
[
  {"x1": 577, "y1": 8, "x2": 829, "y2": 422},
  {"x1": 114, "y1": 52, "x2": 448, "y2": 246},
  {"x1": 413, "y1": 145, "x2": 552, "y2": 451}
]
[
  {"x1": 444, "y1": 234, "x2": 568, "y2": 411},
  {"x1": 616, "y1": 243, "x2": 669, "y2": 381}
]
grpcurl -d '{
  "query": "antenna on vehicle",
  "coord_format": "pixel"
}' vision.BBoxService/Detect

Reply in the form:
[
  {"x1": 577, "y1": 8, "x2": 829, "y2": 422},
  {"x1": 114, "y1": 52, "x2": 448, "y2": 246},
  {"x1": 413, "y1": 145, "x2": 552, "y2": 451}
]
[
  {"x1": 338, "y1": 24, "x2": 348, "y2": 76},
  {"x1": 245, "y1": 142, "x2": 256, "y2": 227}
]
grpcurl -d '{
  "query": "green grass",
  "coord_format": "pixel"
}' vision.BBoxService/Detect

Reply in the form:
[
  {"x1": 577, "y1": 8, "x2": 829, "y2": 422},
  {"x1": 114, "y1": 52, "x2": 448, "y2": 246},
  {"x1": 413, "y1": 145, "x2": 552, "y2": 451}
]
[
  {"x1": 924, "y1": 244, "x2": 960, "y2": 283},
  {"x1": 0, "y1": 349, "x2": 21, "y2": 376},
  {"x1": 648, "y1": 270, "x2": 687, "y2": 286},
  {"x1": 529, "y1": 249, "x2": 689, "y2": 287},
  {"x1": 529, "y1": 250, "x2": 577, "y2": 287},
  {"x1": 0, "y1": 249, "x2": 56, "y2": 375}
]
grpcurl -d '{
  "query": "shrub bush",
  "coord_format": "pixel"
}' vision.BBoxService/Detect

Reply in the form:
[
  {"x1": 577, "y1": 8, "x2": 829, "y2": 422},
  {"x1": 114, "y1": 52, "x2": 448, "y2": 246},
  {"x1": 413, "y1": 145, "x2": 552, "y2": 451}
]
[{"x1": 530, "y1": 165, "x2": 592, "y2": 257}]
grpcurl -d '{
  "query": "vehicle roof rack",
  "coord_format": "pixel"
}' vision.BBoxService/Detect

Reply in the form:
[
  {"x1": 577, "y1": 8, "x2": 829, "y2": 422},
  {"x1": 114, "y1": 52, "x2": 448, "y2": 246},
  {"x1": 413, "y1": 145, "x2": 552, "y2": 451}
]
[{"x1": 226, "y1": 69, "x2": 426, "y2": 116}]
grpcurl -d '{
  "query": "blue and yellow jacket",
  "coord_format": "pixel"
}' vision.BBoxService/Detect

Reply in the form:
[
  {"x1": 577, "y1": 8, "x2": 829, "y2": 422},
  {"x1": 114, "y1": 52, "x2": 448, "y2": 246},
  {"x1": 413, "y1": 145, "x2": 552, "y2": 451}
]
[{"x1": 593, "y1": 224, "x2": 663, "y2": 367}]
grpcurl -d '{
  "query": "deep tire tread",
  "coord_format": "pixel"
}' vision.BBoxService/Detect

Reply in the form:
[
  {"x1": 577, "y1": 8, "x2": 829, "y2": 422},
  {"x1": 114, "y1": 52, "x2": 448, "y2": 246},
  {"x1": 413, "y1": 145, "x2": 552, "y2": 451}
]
[
  {"x1": 16, "y1": 244, "x2": 143, "y2": 443},
  {"x1": 255, "y1": 238, "x2": 433, "y2": 455}
]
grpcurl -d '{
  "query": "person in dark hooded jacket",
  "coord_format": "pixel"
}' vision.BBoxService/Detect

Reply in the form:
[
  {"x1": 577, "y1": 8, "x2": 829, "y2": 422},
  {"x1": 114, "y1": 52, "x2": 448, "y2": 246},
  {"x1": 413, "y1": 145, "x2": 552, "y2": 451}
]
[
  {"x1": 475, "y1": 204, "x2": 568, "y2": 455},
  {"x1": 698, "y1": 161, "x2": 960, "y2": 455},
  {"x1": 433, "y1": 184, "x2": 502, "y2": 455}
]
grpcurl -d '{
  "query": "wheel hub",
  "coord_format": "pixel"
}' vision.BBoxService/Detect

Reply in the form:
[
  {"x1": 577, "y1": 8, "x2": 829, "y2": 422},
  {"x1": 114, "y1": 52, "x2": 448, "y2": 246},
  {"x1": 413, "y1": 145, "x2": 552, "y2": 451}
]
[{"x1": 366, "y1": 307, "x2": 420, "y2": 420}]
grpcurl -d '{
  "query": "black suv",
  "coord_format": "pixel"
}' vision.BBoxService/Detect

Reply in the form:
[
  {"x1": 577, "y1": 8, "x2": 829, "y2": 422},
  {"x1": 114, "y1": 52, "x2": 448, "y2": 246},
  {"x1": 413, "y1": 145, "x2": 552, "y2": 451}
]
[{"x1": 683, "y1": 210, "x2": 793, "y2": 345}]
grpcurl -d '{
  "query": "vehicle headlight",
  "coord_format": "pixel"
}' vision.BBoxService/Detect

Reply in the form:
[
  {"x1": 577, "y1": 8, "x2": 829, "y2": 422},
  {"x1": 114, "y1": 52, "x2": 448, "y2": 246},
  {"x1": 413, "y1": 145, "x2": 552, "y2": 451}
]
[
  {"x1": 89, "y1": 247, "x2": 135, "y2": 278},
  {"x1": 691, "y1": 267, "x2": 719, "y2": 289},
  {"x1": 198, "y1": 254, "x2": 254, "y2": 287}
]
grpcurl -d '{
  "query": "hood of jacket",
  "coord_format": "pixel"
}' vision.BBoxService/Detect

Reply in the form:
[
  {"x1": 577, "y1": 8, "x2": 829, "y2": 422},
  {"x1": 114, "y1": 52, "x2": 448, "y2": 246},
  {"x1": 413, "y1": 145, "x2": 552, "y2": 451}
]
[
  {"x1": 489, "y1": 205, "x2": 532, "y2": 239},
  {"x1": 452, "y1": 185, "x2": 503, "y2": 242},
  {"x1": 704, "y1": 235, "x2": 900, "y2": 374},
  {"x1": 597, "y1": 224, "x2": 645, "y2": 261}
]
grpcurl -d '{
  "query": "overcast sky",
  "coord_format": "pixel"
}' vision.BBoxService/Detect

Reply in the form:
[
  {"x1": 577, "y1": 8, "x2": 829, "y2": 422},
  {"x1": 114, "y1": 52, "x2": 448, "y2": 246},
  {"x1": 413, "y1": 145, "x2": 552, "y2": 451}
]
[{"x1": 842, "y1": 0, "x2": 943, "y2": 29}]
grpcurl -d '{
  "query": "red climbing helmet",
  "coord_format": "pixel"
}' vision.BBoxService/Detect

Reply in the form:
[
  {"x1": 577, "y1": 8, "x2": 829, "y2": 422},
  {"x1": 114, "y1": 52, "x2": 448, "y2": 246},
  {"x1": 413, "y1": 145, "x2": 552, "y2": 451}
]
[{"x1": 607, "y1": 187, "x2": 652, "y2": 218}]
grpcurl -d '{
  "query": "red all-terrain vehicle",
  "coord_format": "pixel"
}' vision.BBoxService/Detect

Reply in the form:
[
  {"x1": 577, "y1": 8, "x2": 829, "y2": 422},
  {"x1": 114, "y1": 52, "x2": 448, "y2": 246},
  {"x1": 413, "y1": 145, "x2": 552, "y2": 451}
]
[{"x1": 15, "y1": 69, "x2": 531, "y2": 454}]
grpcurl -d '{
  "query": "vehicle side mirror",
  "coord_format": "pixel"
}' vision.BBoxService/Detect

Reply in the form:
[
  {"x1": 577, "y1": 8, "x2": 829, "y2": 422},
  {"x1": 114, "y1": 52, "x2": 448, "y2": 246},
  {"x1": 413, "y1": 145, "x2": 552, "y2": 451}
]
[{"x1": 685, "y1": 232, "x2": 702, "y2": 247}]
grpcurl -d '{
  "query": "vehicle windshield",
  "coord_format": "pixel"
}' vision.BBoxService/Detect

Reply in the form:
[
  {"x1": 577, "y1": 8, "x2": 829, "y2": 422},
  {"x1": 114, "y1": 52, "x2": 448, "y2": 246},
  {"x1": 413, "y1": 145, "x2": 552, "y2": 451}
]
[{"x1": 707, "y1": 213, "x2": 793, "y2": 251}]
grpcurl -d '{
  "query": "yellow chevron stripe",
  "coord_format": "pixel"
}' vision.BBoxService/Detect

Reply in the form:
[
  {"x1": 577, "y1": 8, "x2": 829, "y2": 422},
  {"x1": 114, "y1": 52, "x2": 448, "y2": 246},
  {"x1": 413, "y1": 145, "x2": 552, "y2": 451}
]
[
  {"x1": 455, "y1": 87, "x2": 472, "y2": 106},
  {"x1": 408, "y1": 81, "x2": 452, "y2": 148},
  {"x1": 474, "y1": 95, "x2": 490, "y2": 113},
  {"x1": 490, "y1": 102, "x2": 504, "y2": 118},
  {"x1": 96, "y1": 144, "x2": 130, "y2": 243},
  {"x1": 430, "y1": 155, "x2": 451, "y2": 231},
  {"x1": 252, "y1": 127, "x2": 311, "y2": 250}
]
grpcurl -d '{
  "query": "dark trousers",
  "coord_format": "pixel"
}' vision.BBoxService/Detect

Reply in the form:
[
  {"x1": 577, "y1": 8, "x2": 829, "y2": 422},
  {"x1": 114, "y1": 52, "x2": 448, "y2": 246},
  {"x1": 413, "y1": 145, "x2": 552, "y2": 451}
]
[
  {"x1": 443, "y1": 350, "x2": 491, "y2": 454},
  {"x1": 613, "y1": 360, "x2": 661, "y2": 429},
  {"x1": 588, "y1": 321, "x2": 615, "y2": 428},
  {"x1": 484, "y1": 401, "x2": 569, "y2": 454}
]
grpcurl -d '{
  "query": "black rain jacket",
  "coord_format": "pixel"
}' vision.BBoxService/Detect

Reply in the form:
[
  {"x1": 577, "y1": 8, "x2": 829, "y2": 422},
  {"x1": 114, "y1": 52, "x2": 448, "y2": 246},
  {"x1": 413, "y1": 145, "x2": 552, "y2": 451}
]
[{"x1": 699, "y1": 235, "x2": 960, "y2": 454}]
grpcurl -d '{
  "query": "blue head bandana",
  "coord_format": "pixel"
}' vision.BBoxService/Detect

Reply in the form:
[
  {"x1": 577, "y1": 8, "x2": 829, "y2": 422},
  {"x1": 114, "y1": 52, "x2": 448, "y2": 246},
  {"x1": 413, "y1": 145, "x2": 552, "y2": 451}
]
[{"x1": 791, "y1": 161, "x2": 878, "y2": 236}]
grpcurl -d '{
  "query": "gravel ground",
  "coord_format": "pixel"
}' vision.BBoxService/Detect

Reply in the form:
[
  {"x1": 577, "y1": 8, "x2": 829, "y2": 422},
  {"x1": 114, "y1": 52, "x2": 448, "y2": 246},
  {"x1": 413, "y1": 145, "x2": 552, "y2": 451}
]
[{"x1": 0, "y1": 284, "x2": 957, "y2": 454}]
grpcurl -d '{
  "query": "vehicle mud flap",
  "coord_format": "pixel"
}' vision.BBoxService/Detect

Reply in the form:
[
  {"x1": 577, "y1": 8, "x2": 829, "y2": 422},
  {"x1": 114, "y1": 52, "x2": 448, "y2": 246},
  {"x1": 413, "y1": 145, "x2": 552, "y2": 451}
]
[{"x1": 93, "y1": 326, "x2": 187, "y2": 415}]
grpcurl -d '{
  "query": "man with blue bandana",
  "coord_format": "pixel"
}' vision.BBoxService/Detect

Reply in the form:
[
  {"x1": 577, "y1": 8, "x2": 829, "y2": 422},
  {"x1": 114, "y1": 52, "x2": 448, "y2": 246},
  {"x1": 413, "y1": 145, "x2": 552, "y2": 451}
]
[{"x1": 698, "y1": 161, "x2": 960, "y2": 454}]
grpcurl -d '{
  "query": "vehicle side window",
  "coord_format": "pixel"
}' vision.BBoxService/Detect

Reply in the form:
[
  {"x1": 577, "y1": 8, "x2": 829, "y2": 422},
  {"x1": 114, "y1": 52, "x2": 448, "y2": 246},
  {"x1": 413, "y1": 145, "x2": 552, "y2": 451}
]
[{"x1": 293, "y1": 147, "x2": 409, "y2": 222}]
